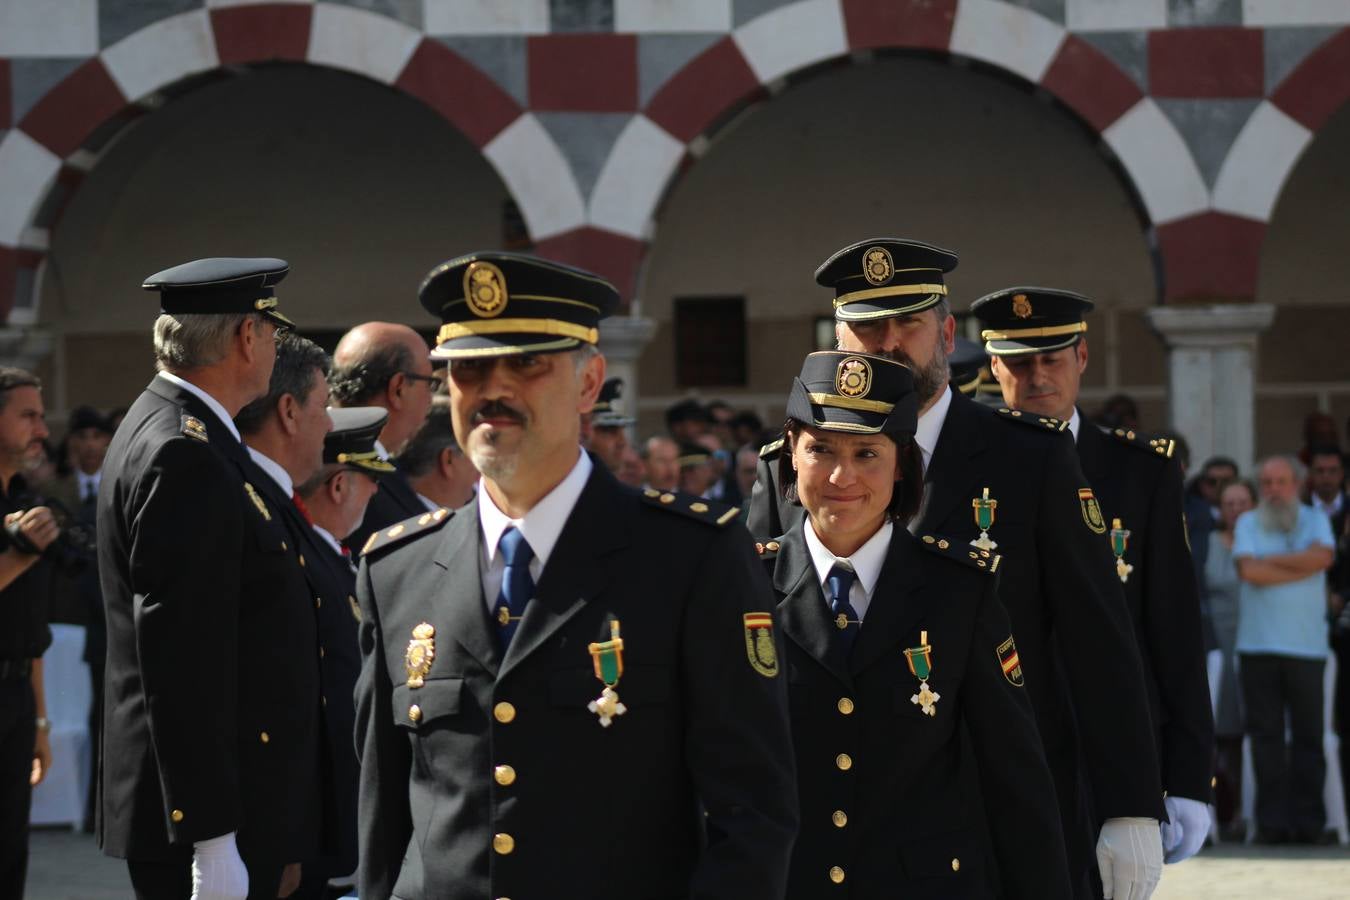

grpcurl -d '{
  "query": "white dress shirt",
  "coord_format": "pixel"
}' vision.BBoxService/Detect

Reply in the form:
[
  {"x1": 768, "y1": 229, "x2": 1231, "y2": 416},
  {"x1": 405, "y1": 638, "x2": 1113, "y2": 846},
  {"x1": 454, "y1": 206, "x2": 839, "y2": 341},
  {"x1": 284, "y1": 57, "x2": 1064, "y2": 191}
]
[
  {"x1": 76, "y1": 470, "x2": 101, "y2": 503},
  {"x1": 914, "y1": 386, "x2": 953, "y2": 473},
  {"x1": 157, "y1": 371, "x2": 241, "y2": 443},
  {"x1": 802, "y1": 517, "x2": 893, "y2": 622},
  {"x1": 477, "y1": 451, "x2": 592, "y2": 614},
  {"x1": 1067, "y1": 408, "x2": 1082, "y2": 442},
  {"x1": 1314, "y1": 491, "x2": 1344, "y2": 520},
  {"x1": 246, "y1": 447, "x2": 294, "y2": 498}
]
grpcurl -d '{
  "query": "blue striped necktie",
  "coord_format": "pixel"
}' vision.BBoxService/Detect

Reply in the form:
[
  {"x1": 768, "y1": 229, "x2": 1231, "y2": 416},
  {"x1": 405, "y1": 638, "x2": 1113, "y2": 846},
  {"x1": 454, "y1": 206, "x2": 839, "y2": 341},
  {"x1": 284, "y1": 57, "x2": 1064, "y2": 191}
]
[{"x1": 495, "y1": 526, "x2": 534, "y2": 649}]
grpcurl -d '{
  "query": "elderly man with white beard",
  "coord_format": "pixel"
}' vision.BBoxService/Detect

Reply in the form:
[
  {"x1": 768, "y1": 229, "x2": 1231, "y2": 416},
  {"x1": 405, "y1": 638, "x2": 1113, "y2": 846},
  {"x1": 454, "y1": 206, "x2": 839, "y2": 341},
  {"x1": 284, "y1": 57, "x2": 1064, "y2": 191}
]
[{"x1": 1233, "y1": 455, "x2": 1336, "y2": 845}]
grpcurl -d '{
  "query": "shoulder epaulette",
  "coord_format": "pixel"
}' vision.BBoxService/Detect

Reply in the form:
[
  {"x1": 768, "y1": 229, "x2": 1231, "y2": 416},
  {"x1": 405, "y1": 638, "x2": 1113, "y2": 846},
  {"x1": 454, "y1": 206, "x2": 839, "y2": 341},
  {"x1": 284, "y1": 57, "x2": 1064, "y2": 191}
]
[
  {"x1": 1110, "y1": 427, "x2": 1175, "y2": 459},
  {"x1": 641, "y1": 487, "x2": 740, "y2": 527},
  {"x1": 995, "y1": 407, "x2": 1069, "y2": 433},
  {"x1": 362, "y1": 507, "x2": 454, "y2": 557},
  {"x1": 758, "y1": 437, "x2": 785, "y2": 460},
  {"x1": 919, "y1": 533, "x2": 1001, "y2": 575},
  {"x1": 755, "y1": 537, "x2": 784, "y2": 560},
  {"x1": 180, "y1": 413, "x2": 208, "y2": 442}
]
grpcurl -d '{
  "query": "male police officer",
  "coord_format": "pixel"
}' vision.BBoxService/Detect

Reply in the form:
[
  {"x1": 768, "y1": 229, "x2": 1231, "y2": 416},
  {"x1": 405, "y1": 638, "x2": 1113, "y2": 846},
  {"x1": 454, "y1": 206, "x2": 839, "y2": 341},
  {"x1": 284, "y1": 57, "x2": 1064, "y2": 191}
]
[
  {"x1": 583, "y1": 377, "x2": 634, "y2": 472},
  {"x1": 99, "y1": 259, "x2": 323, "y2": 900},
  {"x1": 974, "y1": 287, "x2": 1215, "y2": 865},
  {"x1": 355, "y1": 251, "x2": 797, "y2": 900},
  {"x1": 749, "y1": 239, "x2": 1164, "y2": 900}
]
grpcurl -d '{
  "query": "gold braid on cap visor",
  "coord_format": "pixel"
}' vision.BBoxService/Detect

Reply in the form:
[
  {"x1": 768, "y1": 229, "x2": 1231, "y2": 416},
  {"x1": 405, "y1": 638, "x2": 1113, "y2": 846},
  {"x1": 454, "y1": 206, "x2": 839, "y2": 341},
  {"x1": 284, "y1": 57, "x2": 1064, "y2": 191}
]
[
  {"x1": 979, "y1": 322, "x2": 1087, "y2": 341},
  {"x1": 833, "y1": 283, "x2": 948, "y2": 308},
  {"x1": 438, "y1": 318, "x2": 599, "y2": 345}
]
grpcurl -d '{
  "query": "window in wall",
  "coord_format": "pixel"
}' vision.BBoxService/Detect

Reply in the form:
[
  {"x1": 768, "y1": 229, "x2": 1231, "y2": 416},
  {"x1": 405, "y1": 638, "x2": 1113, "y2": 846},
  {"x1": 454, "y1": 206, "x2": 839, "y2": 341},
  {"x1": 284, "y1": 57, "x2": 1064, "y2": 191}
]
[{"x1": 674, "y1": 296, "x2": 746, "y2": 387}]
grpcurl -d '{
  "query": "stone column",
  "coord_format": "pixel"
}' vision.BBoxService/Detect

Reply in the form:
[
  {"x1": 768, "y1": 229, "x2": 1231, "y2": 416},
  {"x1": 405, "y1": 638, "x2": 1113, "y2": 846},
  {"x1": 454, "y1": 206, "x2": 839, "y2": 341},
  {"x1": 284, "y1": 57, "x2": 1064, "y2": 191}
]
[
  {"x1": 1145, "y1": 304, "x2": 1276, "y2": 475},
  {"x1": 598, "y1": 315, "x2": 657, "y2": 433}
]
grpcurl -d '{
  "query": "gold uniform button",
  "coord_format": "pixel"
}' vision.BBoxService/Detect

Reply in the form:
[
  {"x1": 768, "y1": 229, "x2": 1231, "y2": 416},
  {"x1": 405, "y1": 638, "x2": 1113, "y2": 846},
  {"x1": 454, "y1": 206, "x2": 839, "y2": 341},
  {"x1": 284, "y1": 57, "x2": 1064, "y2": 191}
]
[
  {"x1": 494, "y1": 765, "x2": 516, "y2": 786},
  {"x1": 315, "y1": 597, "x2": 322, "y2": 609},
  {"x1": 322, "y1": 695, "x2": 327, "y2": 707},
  {"x1": 280, "y1": 541, "x2": 287, "y2": 551},
  {"x1": 259, "y1": 732, "x2": 270, "y2": 744},
  {"x1": 493, "y1": 702, "x2": 516, "y2": 723},
  {"x1": 319, "y1": 646, "x2": 325, "y2": 658},
  {"x1": 828, "y1": 865, "x2": 845, "y2": 884},
  {"x1": 493, "y1": 833, "x2": 515, "y2": 855},
  {"x1": 171, "y1": 809, "x2": 184, "y2": 823},
  {"x1": 951, "y1": 858, "x2": 960, "y2": 872},
  {"x1": 831, "y1": 810, "x2": 847, "y2": 828},
  {"x1": 408, "y1": 705, "x2": 421, "y2": 723},
  {"x1": 298, "y1": 554, "x2": 306, "y2": 567},
  {"x1": 835, "y1": 753, "x2": 852, "y2": 771},
  {"x1": 837, "y1": 697, "x2": 854, "y2": 715}
]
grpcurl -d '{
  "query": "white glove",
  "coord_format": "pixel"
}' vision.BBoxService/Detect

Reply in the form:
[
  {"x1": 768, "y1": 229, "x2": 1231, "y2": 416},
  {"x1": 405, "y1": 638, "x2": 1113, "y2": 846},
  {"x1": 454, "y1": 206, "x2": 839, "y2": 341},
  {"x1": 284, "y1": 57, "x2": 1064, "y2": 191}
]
[
  {"x1": 1096, "y1": 817, "x2": 1163, "y2": 900},
  {"x1": 191, "y1": 831, "x2": 249, "y2": 900},
  {"x1": 1160, "y1": 795, "x2": 1210, "y2": 863}
]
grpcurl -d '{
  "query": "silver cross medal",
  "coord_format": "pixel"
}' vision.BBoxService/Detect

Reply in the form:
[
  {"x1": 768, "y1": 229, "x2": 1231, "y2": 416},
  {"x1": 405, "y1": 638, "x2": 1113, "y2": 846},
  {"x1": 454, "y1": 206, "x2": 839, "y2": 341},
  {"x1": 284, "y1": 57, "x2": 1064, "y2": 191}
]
[
  {"x1": 911, "y1": 682, "x2": 941, "y2": 717},
  {"x1": 587, "y1": 686, "x2": 627, "y2": 727}
]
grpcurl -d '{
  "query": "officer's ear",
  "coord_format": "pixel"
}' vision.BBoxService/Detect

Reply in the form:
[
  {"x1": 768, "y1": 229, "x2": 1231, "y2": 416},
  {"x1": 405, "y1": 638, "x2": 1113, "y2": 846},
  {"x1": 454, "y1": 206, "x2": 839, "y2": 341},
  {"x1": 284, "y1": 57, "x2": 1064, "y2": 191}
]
[
  {"x1": 1075, "y1": 339, "x2": 1089, "y2": 374},
  {"x1": 575, "y1": 350, "x2": 606, "y2": 414},
  {"x1": 277, "y1": 392, "x2": 301, "y2": 436}
]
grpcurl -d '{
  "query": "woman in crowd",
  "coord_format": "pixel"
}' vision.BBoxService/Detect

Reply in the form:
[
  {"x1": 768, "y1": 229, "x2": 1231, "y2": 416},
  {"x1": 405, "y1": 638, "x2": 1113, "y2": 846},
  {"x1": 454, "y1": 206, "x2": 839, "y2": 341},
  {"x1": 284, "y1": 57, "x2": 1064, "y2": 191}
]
[
  {"x1": 760, "y1": 350, "x2": 1070, "y2": 899},
  {"x1": 1205, "y1": 478, "x2": 1257, "y2": 838}
]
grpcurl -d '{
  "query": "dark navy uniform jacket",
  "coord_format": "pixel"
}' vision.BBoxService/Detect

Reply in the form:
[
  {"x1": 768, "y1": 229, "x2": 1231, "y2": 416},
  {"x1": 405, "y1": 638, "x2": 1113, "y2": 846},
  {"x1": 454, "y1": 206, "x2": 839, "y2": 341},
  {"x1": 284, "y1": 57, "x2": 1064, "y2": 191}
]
[
  {"x1": 355, "y1": 462, "x2": 798, "y2": 900},
  {"x1": 765, "y1": 522, "x2": 1071, "y2": 900},
  {"x1": 97, "y1": 375, "x2": 325, "y2": 866}
]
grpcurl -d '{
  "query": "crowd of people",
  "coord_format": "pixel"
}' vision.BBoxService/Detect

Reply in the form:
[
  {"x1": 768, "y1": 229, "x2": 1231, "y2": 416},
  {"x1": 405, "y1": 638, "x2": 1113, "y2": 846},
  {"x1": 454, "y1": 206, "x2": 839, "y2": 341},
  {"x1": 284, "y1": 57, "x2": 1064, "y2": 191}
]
[{"x1": 0, "y1": 238, "x2": 1344, "y2": 900}]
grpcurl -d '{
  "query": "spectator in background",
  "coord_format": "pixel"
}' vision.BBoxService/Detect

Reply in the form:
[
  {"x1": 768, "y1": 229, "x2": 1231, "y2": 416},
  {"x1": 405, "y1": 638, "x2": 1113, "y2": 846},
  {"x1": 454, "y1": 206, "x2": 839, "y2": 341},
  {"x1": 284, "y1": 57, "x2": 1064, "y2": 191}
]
[
  {"x1": 1306, "y1": 446, "x2": 1346, "y2": 527},
  {"x1": 1186, "y1": 456, "x2": 1239, "y2": 574},
  {"x1": 642, "y1": 435, "x2": 679, "y2": 492},
  {"x1": 734, "y1": 445, "x2": 759, "y2": 506},
  {"x1": 706, "y1": 400, "x2": 735, "y2": 450},
  {"x1": 584, "y1": 378, "x2": 635, "y2": 473},
  {"x1": 1299, "y1": 412, "x2": 1340, "y2": 464},
  {"x1": 695, "y1": 433, "x2": 737, "y2": 504},
  {"x1": 1312, "y1": 445, "x2": 1350, "y2": 827},
  {"x1": 1093, "y1": 392, "x2": 1140, "y2": 431},
  {"x1": 399, "y1": 397, "x2": 479, "y2": 512},
  {"x1": 1204, "y1": 479, "x2": 1257, "y2": 838},
  {"x1": 1234, "y1": 455, "x2": 1335, "y2": 844},
  {"x1": 676, "y1": 443, "x2": 716, "y2": 498},
  {"x1": 616, "y1": 446, "x2": 645, "y2": 489},
  {"x1": 729, "y1": 411, "x2": 764, "y2": 449},
  {"x1": 665, "y1": 399, "x2": 710, "y2": 444}
]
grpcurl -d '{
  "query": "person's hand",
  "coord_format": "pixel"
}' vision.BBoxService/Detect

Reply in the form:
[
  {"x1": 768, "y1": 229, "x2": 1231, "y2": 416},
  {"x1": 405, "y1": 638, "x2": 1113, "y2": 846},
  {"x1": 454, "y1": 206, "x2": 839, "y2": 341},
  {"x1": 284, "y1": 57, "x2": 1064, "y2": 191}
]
[
  {"x1": 277, "y1": 863, "x2": 301, "y2": 897},
  {"x1": 1096, "y1": 817, "x2": 1163, "y2": 900},
  {"x1": 30, "y1": 729, "x2": 51, "y2": 786},
  {"x1": 1160, "y1": 795, "x2": 1210, "y2": 863},
  {"x1": 5, "y1": 506, "x2": 59, "y2": 554},
  {"x1": 190, "y1": 832, "x2": 249, "y2": 900}
]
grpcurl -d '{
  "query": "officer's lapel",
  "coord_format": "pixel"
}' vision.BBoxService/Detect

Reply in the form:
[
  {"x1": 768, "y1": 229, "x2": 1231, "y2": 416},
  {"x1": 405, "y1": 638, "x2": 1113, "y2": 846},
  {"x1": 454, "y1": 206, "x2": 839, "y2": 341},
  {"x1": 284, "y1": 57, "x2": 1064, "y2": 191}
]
[
  {"x1": 430, "y1": 504, "x2": 502, "y2": 675},
  {"x1": 499, "y1": 464, "x2": 629, "y2": 678},
  {"x1": 774, "y1": 524, "x2": 853, "y2": 687},
  {"x1": 849, "y1": 529, "x2": 927, "y2": 676},
  {"x1": 915, "y1": 391, "x2": 987, "y2": 535},
  {"x1": 1073, "y1": 410, "x2": 1111, "y2": 484}
]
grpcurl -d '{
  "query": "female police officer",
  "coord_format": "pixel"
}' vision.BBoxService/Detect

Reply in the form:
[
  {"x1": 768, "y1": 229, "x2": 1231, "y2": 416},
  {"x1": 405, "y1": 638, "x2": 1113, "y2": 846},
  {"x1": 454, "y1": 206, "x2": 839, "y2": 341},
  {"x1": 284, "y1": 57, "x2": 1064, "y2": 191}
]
[{"x1": 761, "y1": 350, "x2": 1072, "y2": 899}]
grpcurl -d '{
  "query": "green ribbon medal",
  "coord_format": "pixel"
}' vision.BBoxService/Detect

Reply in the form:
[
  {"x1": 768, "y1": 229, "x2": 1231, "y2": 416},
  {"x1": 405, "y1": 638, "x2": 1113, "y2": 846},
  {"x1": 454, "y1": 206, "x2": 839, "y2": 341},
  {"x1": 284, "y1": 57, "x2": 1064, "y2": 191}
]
[
  {"x1": 1110, "y1": 518, "x2": 1133, "y2": 584},
  {"x1": 971, "y1": 487, "x2": 998, "y2": 550},
  {"x1": 904, "y1": 630, "x2": 940, "y2": 717},
  {"x1": 587, "y1": 620, "x2": 627, "y2": 727}
]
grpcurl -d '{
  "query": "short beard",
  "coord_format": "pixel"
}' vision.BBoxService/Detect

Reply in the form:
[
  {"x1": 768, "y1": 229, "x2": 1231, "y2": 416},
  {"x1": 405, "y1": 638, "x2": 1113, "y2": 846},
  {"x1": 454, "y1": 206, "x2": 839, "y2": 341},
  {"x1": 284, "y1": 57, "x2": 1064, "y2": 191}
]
[
  {"x1": 1258, "y1": 497, "x2": 1299, "y2": 534},
  {"x1": 469, "y1": 444, "x2": 518, "y2": 484},
  {"x1": 876, "y1": 338, "x2": 949, "y2": 407}
]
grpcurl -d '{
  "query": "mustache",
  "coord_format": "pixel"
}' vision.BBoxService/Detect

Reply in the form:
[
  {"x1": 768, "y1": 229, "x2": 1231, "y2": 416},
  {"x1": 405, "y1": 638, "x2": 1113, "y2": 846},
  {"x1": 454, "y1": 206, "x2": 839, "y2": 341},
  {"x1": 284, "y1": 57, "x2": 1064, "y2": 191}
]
[{"x1": 473, "y1": 401, "x2": 526, "y2": 425}]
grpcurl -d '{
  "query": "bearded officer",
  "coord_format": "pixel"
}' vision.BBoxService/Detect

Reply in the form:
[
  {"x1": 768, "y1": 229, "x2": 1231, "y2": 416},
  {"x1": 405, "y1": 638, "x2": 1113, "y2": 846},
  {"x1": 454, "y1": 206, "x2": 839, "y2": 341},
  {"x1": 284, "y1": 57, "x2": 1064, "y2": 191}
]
[
  {"x1": 748, "y1": 239, "x2": 1165, "y2": 900},
  {"x1": 974, "y1": 287, "x2": 1215, "y2": 866},
  {"x1": 99, "y1": 259, "x2": 323, "y2": 899},
  {"x1": 354, "y1": 252, "x2": 797, "y2": 900}
]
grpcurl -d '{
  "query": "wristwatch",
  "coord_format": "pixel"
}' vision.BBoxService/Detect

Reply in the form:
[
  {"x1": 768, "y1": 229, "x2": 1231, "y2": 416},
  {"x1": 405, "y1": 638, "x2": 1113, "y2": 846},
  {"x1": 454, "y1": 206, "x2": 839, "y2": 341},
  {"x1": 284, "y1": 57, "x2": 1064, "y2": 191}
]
[{"x1": 35, "y1": 716, "x2": 50, "y2": 733}]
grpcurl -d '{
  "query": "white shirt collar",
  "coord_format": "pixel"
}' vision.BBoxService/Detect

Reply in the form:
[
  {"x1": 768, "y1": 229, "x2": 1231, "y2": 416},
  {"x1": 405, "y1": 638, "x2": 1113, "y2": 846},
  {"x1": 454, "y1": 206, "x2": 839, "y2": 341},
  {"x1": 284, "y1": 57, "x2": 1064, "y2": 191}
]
[
  {"x1": 914, "y1": 385, "x2": 953, "y2": 471},
  {"x1": 1315, "y1": 492, "x2": 1344, "y2": 517},
  {"x1": 477, "y1": 450, "x2": 592, "y2": 571},
  {"x1": 158, "y1": 371, "x2": 241, "y2": 444},
  {"x1": 1068, "y1": 408, "x2": 1082, "y2": 442},
  {"x1": 77, "y1": 470, "x2": 100, "y2": 494},
  {"x1": 803, "y1": 517, "x2": 893, "y2": 620},
  {"x1": 246, "y1": 447, "x2": 294, "y2": 497},
  {"x1": 311, "y1": 523, "x2": 344, "y2": 557},
  {"x1": 416, "y1": 491, "x2": 441, "y2": 513}
]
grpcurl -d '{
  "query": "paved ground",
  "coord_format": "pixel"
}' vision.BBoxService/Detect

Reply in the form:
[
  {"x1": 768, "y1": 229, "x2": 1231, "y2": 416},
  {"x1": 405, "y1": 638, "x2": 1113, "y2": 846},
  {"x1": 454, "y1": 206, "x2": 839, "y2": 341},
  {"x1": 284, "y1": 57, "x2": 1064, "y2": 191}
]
[{"x1": 24, "y1": 828, "x2": 1350, "y2": 898}]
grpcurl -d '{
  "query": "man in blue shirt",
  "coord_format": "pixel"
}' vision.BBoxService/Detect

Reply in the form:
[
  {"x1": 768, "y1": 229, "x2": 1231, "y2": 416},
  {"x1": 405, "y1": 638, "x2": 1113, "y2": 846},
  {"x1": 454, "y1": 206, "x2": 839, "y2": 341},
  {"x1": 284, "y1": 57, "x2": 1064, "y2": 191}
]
[{"x1": 1234, "y1": 454, "x2": 1335, "y2": 844}]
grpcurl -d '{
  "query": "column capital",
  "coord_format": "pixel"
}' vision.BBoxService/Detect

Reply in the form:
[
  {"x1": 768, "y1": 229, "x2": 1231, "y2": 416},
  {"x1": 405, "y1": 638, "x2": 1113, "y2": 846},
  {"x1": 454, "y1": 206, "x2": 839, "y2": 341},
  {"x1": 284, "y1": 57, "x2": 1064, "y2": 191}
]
[
  {"x1": 1145, "y1": 303, "x2": 1276, "y2": 348},
  {"x1": 598, "y1": 315, "x2": 657, "y2": 363}
]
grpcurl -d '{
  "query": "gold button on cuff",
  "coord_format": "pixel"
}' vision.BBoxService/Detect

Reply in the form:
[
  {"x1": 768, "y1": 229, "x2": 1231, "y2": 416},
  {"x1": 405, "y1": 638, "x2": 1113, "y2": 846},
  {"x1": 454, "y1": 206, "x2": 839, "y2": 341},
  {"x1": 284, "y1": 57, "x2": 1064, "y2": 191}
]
[
  {"x1": 835, "y1": 753, "x2": 852, "y2": 771},
  {"x1": 259, "y1": 731, "x2": 270, "y2": 744},
  {"x1": 408, "y1": 705, "x2": 422, "y2": 723},
  {"x1": 837, "y1": 697, "x2": 854, "y2": 715},
  {"x1": 493, "y1": 702, "x2": 516, "y2": 723},
  {"x1": 494, "y1": 765, "x2": 516, "y2": 786},
  {"x1": 828, "y1": 866, "x2": 845, "y2": 884},
  {"x1": 493, "y1": 833, "x2": 515, "y2": 855},
  {"x1": 831, "y1": 810, "x2": 847, "y2": 828},
  {"x1": 951, "y1": 858, "x2": 960, "y2": 872},
  {"x1": 171, "y1": 809, "x2": 184, "y2": 823}
]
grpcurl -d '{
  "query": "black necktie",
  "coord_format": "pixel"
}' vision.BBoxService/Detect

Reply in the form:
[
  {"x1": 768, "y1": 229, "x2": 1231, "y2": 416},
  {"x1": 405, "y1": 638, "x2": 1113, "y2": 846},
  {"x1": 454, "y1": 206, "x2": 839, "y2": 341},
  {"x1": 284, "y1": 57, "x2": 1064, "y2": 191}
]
[
  {"x1": 495, "y1": 527, "x2": 535, "y2": 649},
  {"x1": 826, "y1": 564, "x2": 860, "y2": 654}
]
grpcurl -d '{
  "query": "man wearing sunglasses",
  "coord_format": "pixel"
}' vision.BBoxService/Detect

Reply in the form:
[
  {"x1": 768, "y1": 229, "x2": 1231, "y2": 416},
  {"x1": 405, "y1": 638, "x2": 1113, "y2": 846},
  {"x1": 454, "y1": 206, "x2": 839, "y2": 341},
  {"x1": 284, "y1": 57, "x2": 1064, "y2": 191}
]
[{"x1": 328, "y1": 323, "x2": 438, "y2": 553}]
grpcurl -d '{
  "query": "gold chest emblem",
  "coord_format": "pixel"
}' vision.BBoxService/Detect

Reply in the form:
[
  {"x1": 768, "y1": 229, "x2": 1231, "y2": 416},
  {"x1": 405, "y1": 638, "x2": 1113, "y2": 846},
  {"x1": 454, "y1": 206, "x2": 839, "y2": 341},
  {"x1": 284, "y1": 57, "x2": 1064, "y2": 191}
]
[
  {"x1": 1012, "y1": 293, "x2": 1032, "y2": 319},
  {"x1": 862, "y1": 246, "x2": 894, "y2": 286},
  {"x1": 835, "y1": 356, "x2": 872, "y2": 399},
  {"x1": 405, "y1": 622, "x2": 436, "y2": 688},
  {"x1": 463, "y1": 260, "x2": 507, "y2": 318}
]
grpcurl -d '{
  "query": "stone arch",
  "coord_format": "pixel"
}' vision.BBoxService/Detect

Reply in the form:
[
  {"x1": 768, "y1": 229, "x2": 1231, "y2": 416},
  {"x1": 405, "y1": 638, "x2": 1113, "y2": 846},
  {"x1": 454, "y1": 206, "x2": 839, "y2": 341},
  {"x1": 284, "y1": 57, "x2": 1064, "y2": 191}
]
[
  {"x1": 589, "y1": 0, "x2": 1208, "y2": 302},
  {"x1": 0, "y1": 3, "x2": 583, "y2": 323}
]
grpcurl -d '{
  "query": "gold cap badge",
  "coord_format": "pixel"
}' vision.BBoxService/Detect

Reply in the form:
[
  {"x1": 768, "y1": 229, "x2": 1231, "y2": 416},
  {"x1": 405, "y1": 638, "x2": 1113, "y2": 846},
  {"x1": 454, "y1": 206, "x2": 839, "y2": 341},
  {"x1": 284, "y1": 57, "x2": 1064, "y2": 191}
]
[
  {"x1": 835, "y1": 356, "x2": 872, "y2": 399},
  {"x1": 862, "y1": 246, "x2": 894, "y2": 286},
  {"x1": 1012, "y1": 293, "x2": 1032, "y2": 319},
  {"x1": 463, "y1": 260, "x2": 507, "y2": 318}
]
